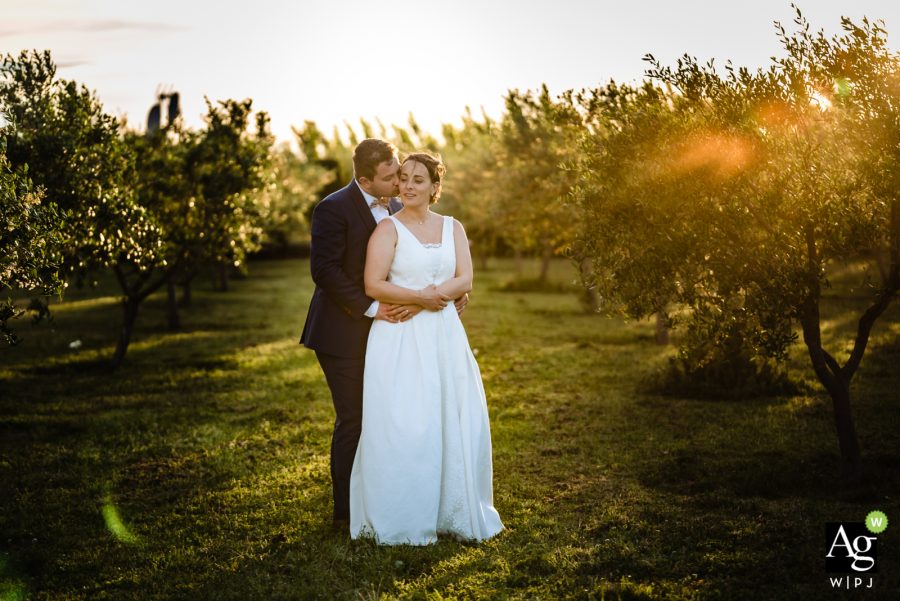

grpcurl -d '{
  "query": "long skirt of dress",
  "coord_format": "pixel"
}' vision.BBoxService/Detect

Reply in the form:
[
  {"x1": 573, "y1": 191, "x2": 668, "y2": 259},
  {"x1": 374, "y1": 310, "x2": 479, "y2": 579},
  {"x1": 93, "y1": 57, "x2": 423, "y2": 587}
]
[{"x1": 349, "y1": 304, "x2": 503, "y2": 545}]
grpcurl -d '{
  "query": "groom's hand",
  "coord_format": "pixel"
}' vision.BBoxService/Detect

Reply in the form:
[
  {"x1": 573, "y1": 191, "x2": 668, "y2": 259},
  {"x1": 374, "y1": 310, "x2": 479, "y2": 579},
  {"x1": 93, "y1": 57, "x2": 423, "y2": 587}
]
[
  {"x1": 454, "y1": 293, "x2": 470, "y2": 316},
  {"x1": 386, "y1": 304, "x2": 423, "y2": 322},
  {"x1": 375, "y1": 303, "x2": 400, "y2": 323}
]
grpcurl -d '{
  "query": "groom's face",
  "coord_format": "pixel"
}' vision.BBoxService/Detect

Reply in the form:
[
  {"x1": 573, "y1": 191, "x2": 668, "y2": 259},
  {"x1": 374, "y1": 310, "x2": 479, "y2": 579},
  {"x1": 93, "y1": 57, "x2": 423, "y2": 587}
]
[{"x1": 363, "y1": 158, "x2": 401, "y2": 198}]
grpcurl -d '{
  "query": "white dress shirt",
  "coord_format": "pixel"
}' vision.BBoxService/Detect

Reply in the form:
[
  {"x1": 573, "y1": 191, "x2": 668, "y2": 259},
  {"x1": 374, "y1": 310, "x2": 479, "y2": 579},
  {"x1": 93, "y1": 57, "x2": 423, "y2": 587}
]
[{"x1": 356, "y1": 180, "x2": 390, "y2": 318}]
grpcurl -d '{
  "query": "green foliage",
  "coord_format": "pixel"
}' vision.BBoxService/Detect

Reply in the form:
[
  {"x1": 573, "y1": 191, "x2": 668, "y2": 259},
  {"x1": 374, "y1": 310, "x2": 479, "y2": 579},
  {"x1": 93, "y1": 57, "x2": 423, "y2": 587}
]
[
  {"x1": 649, "y1": 313, "x2": 802, "y2": 399},
  {"x1": 0, "y1": 150, "x2": 62, "y2": 344},
  {"x1": 573, "y1": 11, "x2": 898, "y2": 360},
  {"x1": 2, "y1": 51, "x2": 275, "y2": 364},
  {"x1": 186, "y1": 98, "x2": 273, "y2": 271},
  {"x1": 0, "y1": 50, "x2": 163, "y2": 278},
  {"x1": 294, "y1": 120, "x2": 354, "y2": 194},
  {"x1": 569, "y1": 9, "x2": 898, "y2": 480},
  {"x1": 254, "y1": 144, "x2": 333, "y2": 248},
  {"x1": 1, "y1": 50, "x2": 164, "y2": 354},
  {"x1": 495, "y1": 87, "x2": 583, "y2": 263},
  {"x1": 125, "y1": 125, "x2": 195, "y2": 267},
  {"x1": 109, "y1": 98, "x2": 275, "y2": 364},
  {"x1": 434, "y1": 108, "x2": 504, "y2": 262},
  {"x1": 571, "y1": 80, "x2": 702, "y2": 321},
  {"x1": 291, "y1": 101, "x2": 583, "y2": 276}
]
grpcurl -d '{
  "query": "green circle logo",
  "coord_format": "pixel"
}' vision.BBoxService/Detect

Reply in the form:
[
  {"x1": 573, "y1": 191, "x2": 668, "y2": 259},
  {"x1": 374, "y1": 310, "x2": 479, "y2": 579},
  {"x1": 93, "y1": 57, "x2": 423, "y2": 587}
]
[{"x1": 866, "y1": 510, "x2": 888, "y2": 534}]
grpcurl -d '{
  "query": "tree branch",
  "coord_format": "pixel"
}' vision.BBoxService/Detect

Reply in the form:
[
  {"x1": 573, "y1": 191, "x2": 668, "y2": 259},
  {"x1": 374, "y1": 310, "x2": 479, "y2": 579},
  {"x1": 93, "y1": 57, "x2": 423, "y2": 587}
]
[
  {"x1": 822, "y1": 349, "x2": 842, "y2": 380},
  {"x1": 137, "y1": 260, "x2": 180, "y2": 303},
  {"x1": 800, "y1": 312, "x2": 840, "y2": 397},
  {"x1": 112, "y1": 263, "x2": 131, "y2": 296},
  {"x1": 843, "y1": 253, "x2": 900, "y2": 380}
]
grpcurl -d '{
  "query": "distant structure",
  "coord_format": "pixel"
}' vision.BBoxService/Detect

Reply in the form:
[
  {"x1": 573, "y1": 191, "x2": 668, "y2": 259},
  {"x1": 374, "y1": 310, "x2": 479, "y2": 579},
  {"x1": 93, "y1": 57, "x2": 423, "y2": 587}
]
[
  {"x1": 146, "y1": 87, "x2": 181, "y2": 134},
  {"x1": 147, "y1": 103, "x2": 162, "y2": 132},
  {"x1": 167, "y1": 93, "x2": 180, "y2": 126}
]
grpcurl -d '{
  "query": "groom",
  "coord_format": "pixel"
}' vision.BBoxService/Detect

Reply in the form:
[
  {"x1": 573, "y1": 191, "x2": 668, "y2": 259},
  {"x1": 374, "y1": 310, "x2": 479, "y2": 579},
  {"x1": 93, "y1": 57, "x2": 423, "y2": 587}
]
[{"x1": 301, "y1": 138, "x2": 413, "y2": 528}]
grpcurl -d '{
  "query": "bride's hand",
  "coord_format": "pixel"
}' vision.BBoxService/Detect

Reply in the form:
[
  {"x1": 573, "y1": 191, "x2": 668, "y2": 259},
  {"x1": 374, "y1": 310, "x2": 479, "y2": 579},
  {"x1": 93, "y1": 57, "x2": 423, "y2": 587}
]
[{"x1": 417, "y1": 285, "x2": 451, "y2": 311}]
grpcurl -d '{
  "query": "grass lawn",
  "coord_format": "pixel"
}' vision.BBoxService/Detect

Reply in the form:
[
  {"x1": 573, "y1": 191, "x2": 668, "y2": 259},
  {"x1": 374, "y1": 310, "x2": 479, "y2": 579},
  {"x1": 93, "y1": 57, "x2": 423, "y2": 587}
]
[{"x1": 1, "y1": 258, "x2": 898, "y2": 600}]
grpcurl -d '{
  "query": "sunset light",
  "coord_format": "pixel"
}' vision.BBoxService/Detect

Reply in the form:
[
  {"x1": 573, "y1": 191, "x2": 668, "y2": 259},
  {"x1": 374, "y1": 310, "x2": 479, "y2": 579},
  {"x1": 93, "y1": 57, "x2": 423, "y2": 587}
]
[
  {"x1": 809, "y1": 88, "x2": 833, "y2": 111},
  {"x1": 3, "y1": 1, "x2": 899, "y2": 598},
  {"x1": 1, "y1": 0, "x2": 896, "y2": 141}
]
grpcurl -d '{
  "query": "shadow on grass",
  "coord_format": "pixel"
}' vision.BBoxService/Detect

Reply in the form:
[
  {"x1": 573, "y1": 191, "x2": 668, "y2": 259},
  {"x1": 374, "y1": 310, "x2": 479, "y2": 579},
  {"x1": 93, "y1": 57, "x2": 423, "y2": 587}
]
[
  {"x1": 577, "y1": 360, "x2": 900, "y2": 597},
  {"x1": 188, "y1": 533, "x2": 480, "y2": 600},
  {"x1": 636, "y1": 447, "x2": 839, "y2": 499},
  {"x1": 0, "y1": 269, "x2": 338, "y2": 597}
]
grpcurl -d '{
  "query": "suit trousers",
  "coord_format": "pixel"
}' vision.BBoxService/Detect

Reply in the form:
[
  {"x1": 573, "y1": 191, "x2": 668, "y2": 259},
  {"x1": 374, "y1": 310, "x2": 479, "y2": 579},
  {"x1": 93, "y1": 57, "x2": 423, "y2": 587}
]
[{"x1": 315, "y1": 351, "x2": 365, "y2": 522}]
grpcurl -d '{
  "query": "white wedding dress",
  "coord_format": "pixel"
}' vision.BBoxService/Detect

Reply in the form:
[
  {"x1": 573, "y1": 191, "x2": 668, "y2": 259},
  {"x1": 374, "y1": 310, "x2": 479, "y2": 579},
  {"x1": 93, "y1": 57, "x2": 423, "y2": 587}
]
[{"x1": 349, "y1": 215, "x2": 503, "y2": 545}]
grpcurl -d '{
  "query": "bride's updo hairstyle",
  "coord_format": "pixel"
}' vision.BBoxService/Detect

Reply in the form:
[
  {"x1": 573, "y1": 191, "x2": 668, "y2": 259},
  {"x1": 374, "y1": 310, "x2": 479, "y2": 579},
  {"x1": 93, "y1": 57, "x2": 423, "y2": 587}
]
[{"x1": 402, "y1": 152, "x2": 445, "y2": 204}]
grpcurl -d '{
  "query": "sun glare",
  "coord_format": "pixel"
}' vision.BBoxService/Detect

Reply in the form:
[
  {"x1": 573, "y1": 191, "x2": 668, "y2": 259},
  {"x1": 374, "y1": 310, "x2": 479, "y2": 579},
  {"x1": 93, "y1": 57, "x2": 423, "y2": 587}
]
[{"x1": 809, "y1": 89, "x2": 832, "y2": 111}]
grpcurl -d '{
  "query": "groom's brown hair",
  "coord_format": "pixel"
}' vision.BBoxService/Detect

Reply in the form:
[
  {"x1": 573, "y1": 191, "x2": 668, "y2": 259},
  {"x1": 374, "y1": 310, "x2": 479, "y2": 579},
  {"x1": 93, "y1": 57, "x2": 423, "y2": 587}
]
[{"x1": 353, "y1": 138, "x2": 398, "y2": 181}]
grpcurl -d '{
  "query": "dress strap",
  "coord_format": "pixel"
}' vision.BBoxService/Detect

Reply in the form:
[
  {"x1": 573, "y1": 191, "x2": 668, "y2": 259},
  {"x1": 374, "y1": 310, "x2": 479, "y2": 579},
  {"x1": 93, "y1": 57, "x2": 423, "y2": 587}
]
[
  {"x1": 387, "y1": 215, "x2": 409, "y2": 240},
  {"x1": 442, "y1": 215, "x2": 455, "y2": 253}
]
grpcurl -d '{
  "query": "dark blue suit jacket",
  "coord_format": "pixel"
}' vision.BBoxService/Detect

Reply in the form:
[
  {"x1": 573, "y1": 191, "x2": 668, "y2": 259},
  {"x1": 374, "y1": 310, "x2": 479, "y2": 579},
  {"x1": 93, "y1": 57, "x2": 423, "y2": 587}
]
[{"x1": 300, "y1": 180, "x2": 401, "y2": 358}]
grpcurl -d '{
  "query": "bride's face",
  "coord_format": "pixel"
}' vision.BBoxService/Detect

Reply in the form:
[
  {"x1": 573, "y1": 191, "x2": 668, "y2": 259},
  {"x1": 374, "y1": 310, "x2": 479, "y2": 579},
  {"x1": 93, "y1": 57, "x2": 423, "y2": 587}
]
[{"x1": 399, "y1": 161, "x2": 436, "y2": 207}]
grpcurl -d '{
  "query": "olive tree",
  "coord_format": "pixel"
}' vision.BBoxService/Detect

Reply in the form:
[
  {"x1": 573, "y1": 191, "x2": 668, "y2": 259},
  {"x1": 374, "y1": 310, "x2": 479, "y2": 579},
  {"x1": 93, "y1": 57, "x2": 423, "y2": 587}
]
[
  {"x1": 495, "y1": 86, "x2": 583, "y2": 281},
  {"x1": 0, "y1": 149, "x2": 63, "y2": 344},
  {"x1": 184, "y1": 98, "x2": 272, "y2": 292},
  {"x1": 1, "y1": 50, "x2": 164, "y2": 366},
  {"x1": 572, "y1": 11, "x2": 898, "y2": 484},
  {"x1": 436, "y1": 108, "x2": 504, "y2": 270}
]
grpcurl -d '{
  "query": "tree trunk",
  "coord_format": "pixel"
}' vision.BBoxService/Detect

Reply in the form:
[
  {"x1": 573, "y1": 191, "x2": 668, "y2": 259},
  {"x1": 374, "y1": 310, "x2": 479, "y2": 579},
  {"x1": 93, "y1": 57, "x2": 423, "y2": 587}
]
[
  {"x1": 797, "y1": 229, "x2": 864, "y2": 485},
  {"x1": 180, "y1": 275, "x2": 193, "y2": 307},
  {"x1": 538, "y1": 243, "x2": 552, "y2": 283},
  {"x1": 800, "y1": 309, "x2": 863, "y2": 486},
  {"x1": 514, "y1": 249, "x2": 524, "y2": 277},
  {"x1": 112, "y1": 297, "x2": 140, "y2": 370},
  {"x1": 217, "y1": 261, "x2": 229, "y2": 292},
  {"x1": 166, "y1": 274, "x2": 180, "y2": 330},
  {"x1": 655, "y1": 313, "x2": 670, "y2": 345},
  {"x1": 111, "y1": 262, "x2": 175, "y2": 370},
  {"x1": 580, "y1": 257, "x2": 601, "y2": 312},
  {"x1": 828, "y1": 376, "x2": 862, "y2": 486}
]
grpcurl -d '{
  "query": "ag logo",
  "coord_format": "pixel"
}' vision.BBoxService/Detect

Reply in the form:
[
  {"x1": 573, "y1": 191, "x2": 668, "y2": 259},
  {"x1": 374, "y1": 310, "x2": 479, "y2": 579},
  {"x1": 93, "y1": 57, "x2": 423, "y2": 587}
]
[{"x1": 825, "y1": 522, "x2": 877, "y2": 573}]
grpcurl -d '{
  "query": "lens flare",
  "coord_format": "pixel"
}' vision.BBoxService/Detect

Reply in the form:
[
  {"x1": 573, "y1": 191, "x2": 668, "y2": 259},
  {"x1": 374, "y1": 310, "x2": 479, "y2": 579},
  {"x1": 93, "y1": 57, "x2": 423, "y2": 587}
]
[
  {"x1": 833, "y1": 78, "x2": 852, "y2": 98},
  {"x1": 102, "y1": 494, "x2": 139, "y2": 545},
  {"x1": 669, "y1": 132, "x2": 756, "y2": 180}
]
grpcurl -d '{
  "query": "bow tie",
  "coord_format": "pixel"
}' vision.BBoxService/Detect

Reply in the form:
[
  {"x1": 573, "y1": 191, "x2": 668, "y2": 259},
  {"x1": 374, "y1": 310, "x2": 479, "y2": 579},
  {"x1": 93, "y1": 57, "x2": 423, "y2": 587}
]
[{"x1": 370, "y1": 198, "x2": 389, "y2": 209}]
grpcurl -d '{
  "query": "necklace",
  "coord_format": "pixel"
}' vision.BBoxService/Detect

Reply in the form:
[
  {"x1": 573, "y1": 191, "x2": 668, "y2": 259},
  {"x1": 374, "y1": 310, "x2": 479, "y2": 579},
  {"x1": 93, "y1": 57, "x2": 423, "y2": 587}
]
[{"x1": 409, "y1": 211, "x2": 430, "y2": 226}]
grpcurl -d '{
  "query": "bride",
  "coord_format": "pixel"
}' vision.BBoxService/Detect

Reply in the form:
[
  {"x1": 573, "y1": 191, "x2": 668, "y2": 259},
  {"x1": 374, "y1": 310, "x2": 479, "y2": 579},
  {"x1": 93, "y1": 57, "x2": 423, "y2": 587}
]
[{"x1": 349, "y1": 152, "x2": 504, "y2": 545}]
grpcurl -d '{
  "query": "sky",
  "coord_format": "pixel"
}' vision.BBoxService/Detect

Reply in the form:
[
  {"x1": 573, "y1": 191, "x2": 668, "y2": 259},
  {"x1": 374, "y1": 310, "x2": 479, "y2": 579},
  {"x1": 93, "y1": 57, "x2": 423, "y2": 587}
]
[{"x1": 1, "y1": 1, "x2": 898, "y2": 143}]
